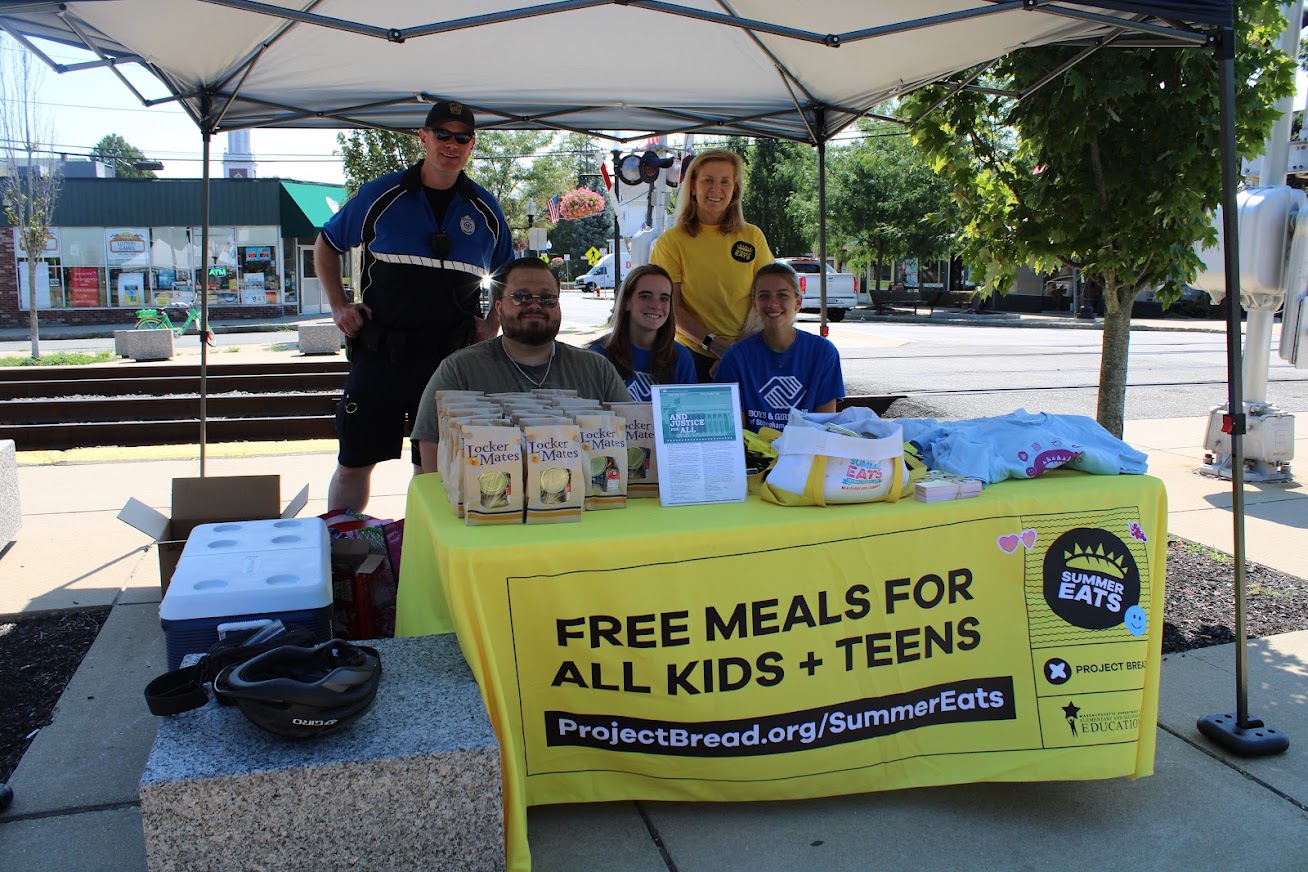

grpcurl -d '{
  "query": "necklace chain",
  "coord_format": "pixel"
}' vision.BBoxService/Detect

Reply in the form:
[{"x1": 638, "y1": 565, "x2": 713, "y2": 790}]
[{"x1": 501, "y1": 337, "x2": 555, "y2": 388}]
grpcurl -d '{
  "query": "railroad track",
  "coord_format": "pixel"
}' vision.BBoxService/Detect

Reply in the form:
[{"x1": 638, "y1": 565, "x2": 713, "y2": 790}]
[
  {"x1": 2, "y1": 361, "x2": 349, "y2": 451},
  {"x1": 1, "y1": 359, "x2": 904, "y2": 451}
]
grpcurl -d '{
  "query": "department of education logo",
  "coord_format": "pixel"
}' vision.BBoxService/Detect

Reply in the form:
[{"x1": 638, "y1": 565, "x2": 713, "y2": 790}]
[
  {"x1": 1042, "y1": 527, "x2": 1141, "y2": 631},
  {"x1": 760, "y1": 375, "x2": 803, "y2": 410},
  {"x1": 459, "y1": 215, "x2": 476, "y2": 235}
]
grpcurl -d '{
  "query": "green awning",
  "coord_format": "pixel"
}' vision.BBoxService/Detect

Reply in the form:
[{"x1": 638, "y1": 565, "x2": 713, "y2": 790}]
[{"x1": 280, "y1": 181, "x2": 347, "y2": 238}]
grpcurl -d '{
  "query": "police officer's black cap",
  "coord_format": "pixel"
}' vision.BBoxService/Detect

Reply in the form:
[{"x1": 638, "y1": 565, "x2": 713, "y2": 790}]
[{"x1": 424, "y1": 100, "x2": 476, "y2": 132}]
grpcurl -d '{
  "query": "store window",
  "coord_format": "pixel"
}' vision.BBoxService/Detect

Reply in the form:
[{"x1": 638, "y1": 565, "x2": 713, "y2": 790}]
[
  {"x1": 60, "y1": 227, "x2": 108, "y2": 308},
  {"x1": 19, "y1": 224, "x2": 285, "y2": 309}
]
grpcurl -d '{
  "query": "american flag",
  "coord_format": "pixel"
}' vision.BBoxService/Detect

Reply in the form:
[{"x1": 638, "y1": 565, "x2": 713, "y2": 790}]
[{"x1": 547, "y1": 194, "x2": 562, "y2": 223}]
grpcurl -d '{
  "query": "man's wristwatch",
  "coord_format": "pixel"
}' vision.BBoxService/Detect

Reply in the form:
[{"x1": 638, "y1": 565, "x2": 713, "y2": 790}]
[{"x1": 701, "y1": 333, "x2": 716, "y2": 352}]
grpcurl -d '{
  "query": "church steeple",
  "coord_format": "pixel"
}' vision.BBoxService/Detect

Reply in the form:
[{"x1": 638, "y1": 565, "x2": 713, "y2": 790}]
[{"x1": 223, "y1": 129, "x2": 257, "y2": 179}]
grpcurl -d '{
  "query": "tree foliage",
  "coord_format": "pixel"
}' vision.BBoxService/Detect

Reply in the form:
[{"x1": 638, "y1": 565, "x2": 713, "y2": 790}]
[
  {"x1": 0, "y1": 37, "x2": 62, "y2": 358},
  {"x1": 336, "y1": 128, "x2": 422, "y2": 197},
  {"x1": 726, "y1": 137, "x2": 814, "y2": 257},
  {"x1": 903, "y1": 6, "x2": 1295, "y2": 435},
  {"x1": 827, "y1": 130, "x2": 959, "y2": 281},
  {"x1": 90, "y1": 133, "x2": 155, "y2": 178}
]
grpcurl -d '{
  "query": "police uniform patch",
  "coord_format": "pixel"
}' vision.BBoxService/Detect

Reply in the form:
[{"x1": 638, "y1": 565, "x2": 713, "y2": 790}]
[
  {"x1": 450, "y1": 102, "x2": 464, "y2": 116},
  {"x1": 460, "y1": 215, "x2": 476, "y2": 235},
  {"x1": 731, "y1": 241, "x2": 756, "y2": 263}
]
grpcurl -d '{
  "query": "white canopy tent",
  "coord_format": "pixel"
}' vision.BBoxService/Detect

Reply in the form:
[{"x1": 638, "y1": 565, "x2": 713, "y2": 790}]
[{"x1": 3, "y1": 1, "x2": 1277, "y2": 753}]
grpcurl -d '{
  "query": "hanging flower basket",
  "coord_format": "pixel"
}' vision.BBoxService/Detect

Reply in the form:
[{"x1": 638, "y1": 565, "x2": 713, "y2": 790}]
[{"x1": 559, "y1": 187, "x2": 605, "y2": 221}]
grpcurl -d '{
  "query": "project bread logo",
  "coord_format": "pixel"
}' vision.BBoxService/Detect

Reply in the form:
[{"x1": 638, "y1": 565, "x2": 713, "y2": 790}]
[
  {"x1": 1042, "y1": 528, "x2": 1140, "y2": 631},
  {"x1": 760, "y1": 376, "x2": 803, "y2": 410}
]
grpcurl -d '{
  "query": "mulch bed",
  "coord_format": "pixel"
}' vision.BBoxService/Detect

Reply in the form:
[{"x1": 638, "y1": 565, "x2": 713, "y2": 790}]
[
  {"x1": 0, "y1": 537, "x2": 1304, "y2": 784},
  {"x1": 0, "y1": 608, "x2": 110, "y2": 783}
]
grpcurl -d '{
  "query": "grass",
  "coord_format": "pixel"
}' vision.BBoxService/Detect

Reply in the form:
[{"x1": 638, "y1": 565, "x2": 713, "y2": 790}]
[
  {"x1": 0, "y1": 350, "x2": 116, "y2": 367},
  {"x1": 1179, "y1": 538, "x2": 1234, "y2": 564}
]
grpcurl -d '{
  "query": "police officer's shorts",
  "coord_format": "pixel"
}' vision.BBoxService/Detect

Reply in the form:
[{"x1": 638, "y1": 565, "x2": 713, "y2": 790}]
[{"x1": 335, "y1": 347, "x2": 439, "y2": 468}]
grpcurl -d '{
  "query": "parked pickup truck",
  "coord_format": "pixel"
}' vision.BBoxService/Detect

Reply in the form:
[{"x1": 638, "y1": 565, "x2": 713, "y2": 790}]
[{"x1": 778, "y1": 257, "x2": 858, "y2": 322}]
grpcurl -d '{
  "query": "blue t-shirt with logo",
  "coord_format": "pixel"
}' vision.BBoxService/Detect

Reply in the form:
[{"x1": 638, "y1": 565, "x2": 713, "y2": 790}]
[
  {"x1": 589, "y1": 341, "x2": 698, "y2": 401},
  {"x1": 714, "y1": 330, "x2": 845, "y2": 432}
]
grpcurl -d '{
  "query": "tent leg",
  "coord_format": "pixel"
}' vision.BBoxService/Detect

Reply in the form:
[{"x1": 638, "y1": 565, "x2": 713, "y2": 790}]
[
  {"x1": 199, "y1": 127, "x2": 211, "y2": 477},
  {"x1": 1196, "y1": 31, "x2": 1289, "y2": 757}
]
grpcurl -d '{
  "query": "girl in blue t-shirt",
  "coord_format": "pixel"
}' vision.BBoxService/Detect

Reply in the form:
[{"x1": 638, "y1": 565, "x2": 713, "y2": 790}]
[
  {"x1": 590, "y1": 263, "x2": 697, "y2": 401},
  {"x1": 715, "y1": 262, "x2": 844, "y2": 432}
]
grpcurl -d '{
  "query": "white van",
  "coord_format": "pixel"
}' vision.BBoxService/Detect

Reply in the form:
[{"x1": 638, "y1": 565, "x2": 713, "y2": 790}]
[{"x1": 575, "y1": 254, "x2": 632, "y2": 295}]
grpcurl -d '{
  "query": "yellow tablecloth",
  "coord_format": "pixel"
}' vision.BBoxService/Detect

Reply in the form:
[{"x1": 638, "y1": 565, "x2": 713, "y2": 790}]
[{"x1": 398, "y1": 471, "x2": 1168, "y2": 872}]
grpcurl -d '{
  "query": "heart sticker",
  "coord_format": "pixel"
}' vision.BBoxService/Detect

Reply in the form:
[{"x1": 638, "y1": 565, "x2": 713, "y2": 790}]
[
  {"x1": 998, "y1": 534, "x2": 1020, "y2": 553},
  {"x1": 1020, "y1": 529, "x2": 1037, "y2": 549}
]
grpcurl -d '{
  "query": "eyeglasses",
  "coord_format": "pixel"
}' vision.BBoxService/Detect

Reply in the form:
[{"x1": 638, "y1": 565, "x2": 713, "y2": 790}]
[
  {"x1": 507, "y1": 292, "x2": 560, "y2": 308},
  {"x1": 427, "y1": 127, "x2": 473, "y2": 145}
]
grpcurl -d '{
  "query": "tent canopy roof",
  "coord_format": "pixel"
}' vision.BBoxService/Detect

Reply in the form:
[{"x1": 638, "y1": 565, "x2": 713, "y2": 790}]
[{"x1": 0, "y1": 0, "x2": 1231, "y2": 144}]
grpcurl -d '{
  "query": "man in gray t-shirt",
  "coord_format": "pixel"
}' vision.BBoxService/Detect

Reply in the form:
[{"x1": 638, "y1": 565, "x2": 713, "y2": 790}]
[{"x1": 413, "y1": 258, "x2": 631, "y2": 473}]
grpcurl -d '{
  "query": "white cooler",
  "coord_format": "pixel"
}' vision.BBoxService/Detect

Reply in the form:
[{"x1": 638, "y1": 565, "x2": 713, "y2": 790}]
[{"x1": 160, "y1": 517, "x2": 332, "y2": 669}]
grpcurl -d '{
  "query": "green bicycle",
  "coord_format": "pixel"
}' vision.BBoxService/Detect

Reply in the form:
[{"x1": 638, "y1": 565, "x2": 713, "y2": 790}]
[{"x1": 135, "y1": 298, "x2": 215, "y2": 346}]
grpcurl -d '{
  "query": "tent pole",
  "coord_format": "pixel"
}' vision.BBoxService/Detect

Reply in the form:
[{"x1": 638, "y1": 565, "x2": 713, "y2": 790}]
[
  {"x1": 199, "y1": 124, "x2": 211, "y2": 477},
  {"x1": 816, "y1": 108, "x2": 829, "y2": 338},
  {"x1": 1196, "y1": 28, "x2": 1288, "y2": 757}
]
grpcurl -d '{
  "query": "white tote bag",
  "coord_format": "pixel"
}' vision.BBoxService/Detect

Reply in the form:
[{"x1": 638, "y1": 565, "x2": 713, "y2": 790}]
[{"x1": 763, "y1": 412, "x2": 912, "y2": 505}]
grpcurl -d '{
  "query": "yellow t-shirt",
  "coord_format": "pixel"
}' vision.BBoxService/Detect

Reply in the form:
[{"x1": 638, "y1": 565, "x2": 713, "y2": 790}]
[{"x1": 651, "y1": 223, "x2": 773, "y2": 356}]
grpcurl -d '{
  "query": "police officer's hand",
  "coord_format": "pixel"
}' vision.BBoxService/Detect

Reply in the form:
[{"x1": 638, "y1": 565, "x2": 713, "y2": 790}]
[{"x1": 333, "y1": 302, "x2": 371, "y2": 338}]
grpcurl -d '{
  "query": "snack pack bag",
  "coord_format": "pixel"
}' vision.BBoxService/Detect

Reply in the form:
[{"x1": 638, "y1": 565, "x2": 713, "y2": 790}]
[
  {"x1": 460, "y1": 424, "x2": 525, "y2": 525},
  {"x1": 576, "y1": 413, "x2": 627, "y2": 510},
  {"x1": 605, "y1": 402, "x2": 657, "y2": 497},
  {"x1": 522, "y1": 422, "x2": 585, "y2": 524}
]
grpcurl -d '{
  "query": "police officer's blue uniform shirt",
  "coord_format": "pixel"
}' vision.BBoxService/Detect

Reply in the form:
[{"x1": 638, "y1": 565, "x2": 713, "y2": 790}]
[
  {"x1": 715, "y1": 330, "x2": 845, "y2": 432},
  {"x1": 321, "y1": 164, "x2": 513, "y2": 333}
]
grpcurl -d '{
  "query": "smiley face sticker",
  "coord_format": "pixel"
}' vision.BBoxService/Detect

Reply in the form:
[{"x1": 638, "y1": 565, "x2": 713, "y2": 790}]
[{"x1": 1123, "y1": 605, "x2": 1148, "y2": 637}]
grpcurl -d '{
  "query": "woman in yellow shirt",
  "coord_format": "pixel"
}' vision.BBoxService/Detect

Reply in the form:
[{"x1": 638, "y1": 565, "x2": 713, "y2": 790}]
[{"x1": 651, "y1": 148, "x2": 773, "y2": 381}]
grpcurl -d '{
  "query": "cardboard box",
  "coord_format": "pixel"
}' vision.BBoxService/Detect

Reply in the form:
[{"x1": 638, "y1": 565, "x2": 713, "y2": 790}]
[{"x1": 118, "y1": 475, "x2": 309, "y2": 593}]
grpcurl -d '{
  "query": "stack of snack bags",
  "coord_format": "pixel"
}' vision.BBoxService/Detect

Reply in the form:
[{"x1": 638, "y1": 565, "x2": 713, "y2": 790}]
[{"x1": 433, "y1": 390, "x2": 648, "y2": 525}]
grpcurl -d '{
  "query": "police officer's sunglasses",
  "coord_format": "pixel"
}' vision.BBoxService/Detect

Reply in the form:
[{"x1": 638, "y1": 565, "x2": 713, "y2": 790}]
[{"x1": 426, "y1": 127, "x2": 473, "y2": 145}]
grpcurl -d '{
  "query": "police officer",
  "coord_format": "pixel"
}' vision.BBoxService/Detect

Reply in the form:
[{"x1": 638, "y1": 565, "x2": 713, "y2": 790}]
[{"x1": 316, "y1": 100, "x2": 513, "y2": 512}]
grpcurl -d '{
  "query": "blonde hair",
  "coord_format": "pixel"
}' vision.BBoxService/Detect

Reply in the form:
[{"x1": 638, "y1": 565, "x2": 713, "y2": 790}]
[{"x1": 672, "y1": 148, "x2": 746, "y2": 237}]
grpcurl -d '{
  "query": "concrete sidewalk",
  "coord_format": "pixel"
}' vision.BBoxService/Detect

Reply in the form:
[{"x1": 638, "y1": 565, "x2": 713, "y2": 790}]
[{"x1": 2, "y1": 412, "x2": 1306, "y2": 869}]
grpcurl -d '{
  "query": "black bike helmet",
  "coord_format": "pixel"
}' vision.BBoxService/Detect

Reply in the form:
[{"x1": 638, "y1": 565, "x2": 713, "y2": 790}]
[{"x1": 212, "y1": 639, "x2": 382, "y2": 739}]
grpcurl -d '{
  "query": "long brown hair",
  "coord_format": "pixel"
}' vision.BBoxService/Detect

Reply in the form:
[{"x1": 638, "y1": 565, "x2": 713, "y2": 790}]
[
  {"x1": 598, "y1": 264, "x2": 679, "y2": 383},
  {"x1": 672, "y1": 148, "x2": 746, "y2": 238}
]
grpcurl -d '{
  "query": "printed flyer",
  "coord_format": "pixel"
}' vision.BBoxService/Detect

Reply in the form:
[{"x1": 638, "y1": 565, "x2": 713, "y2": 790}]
[{"x1": 650, "y1": 384, "x2": 746, "y2": 506}]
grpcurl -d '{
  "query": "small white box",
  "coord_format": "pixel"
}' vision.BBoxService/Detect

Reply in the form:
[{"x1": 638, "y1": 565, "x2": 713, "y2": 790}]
[{"x1": 160, "y1": 518, "x2": 332, "y2": 669}]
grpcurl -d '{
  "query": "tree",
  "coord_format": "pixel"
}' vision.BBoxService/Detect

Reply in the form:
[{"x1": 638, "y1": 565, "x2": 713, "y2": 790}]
[
  {"x1": 724, "y1": 136, "x2": 815, "y2": 257},
  {"x1": 337, "y1": 128, "x2": 422, "y2": 196},
  {"x1": 904, "y1": 4, "x2": 1295, "y2": 436},
  {"x1": 0, "y1": 37, "x2": 63, "y2": 359},
  {"x1": 827, "y1": 130, "x2": 960, "y2": 287},
  {"x1": 90, "y1": 133, "x2": 155, "y2": 178}
]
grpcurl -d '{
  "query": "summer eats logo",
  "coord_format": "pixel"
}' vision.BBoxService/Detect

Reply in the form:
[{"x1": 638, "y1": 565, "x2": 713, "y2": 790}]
[{"x1": 1042, "y1": 528, "x2": 1141, "y2": 631}]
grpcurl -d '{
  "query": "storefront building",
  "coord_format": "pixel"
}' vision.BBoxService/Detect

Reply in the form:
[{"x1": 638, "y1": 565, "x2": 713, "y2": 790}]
[{"x1": 0, "y1": 177, "x2": 348, "y2": 328}]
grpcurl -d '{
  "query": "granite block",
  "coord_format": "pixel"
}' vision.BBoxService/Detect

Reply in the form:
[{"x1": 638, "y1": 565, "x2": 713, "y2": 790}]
[
  {"x1": 140, "y1": 634, "x2": 503, "y2": 872},
  {"x1": 0, "y1": 439, "x2": 18, "y2": 543},
  {"x1": 297, "y1": 323, "x2": 343, "y2": 355},
  {"x1": 115, "y1": 329, "x2": 174, "y2": 361}
]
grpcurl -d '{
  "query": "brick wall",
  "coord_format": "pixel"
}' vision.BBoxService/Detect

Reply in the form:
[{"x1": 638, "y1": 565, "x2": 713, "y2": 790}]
[{"x1": 0, "y1": 228, "x2": 19, "y2": 328}]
